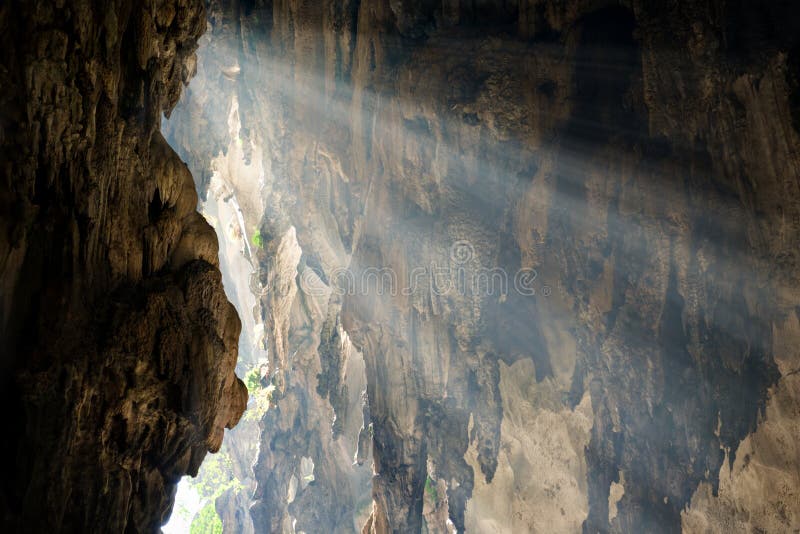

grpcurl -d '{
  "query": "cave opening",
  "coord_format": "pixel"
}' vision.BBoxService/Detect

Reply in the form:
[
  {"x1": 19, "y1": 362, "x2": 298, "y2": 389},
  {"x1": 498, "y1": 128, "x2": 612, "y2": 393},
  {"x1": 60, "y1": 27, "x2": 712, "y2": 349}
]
[{"x1": 2, "y1": 2, "x2": 800, "y2": 533}]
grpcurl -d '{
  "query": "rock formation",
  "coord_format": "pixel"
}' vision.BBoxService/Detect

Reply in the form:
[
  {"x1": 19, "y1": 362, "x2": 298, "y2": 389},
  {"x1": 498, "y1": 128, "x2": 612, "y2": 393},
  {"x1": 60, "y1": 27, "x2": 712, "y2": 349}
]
[
  {"x1": 3, "y1": 0, "x2": 800, "y2": 533},
  {"x1": 0, "y1": 1, "x2": 246, "y2": 532},
  {"x1": 166, "y1": 2, "x2": 800, "y2": 533}
]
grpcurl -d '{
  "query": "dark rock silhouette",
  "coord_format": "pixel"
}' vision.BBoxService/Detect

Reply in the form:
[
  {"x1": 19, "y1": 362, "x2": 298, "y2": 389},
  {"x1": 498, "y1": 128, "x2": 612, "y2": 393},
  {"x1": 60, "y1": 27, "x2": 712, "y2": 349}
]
[{"x1": 0, "y1": 1, "x2": 246, "y2": 531}]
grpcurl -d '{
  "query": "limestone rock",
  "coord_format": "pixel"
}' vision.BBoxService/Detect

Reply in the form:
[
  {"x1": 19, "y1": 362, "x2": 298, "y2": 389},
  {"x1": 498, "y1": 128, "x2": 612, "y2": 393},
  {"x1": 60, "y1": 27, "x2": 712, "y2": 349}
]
[
  {"x1": 165, "y1": 2, "x2": 800, "y2": 533},
  {"x1": 0, "y1": 1, "x2": 246, "y2": 531}
]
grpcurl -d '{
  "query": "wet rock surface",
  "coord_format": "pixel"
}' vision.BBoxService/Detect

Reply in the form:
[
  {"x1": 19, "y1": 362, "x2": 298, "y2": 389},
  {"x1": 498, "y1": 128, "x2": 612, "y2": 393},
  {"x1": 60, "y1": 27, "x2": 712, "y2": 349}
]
[{"x1": 0, "y1": 1, "x2": 246, "y2": 531}]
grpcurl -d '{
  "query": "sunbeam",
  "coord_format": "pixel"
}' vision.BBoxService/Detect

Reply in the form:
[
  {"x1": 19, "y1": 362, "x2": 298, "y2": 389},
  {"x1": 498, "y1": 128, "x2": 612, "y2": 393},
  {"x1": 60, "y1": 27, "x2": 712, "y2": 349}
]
[{"x1": 159, "y1": 3, "x2": 800, "y2": 533}]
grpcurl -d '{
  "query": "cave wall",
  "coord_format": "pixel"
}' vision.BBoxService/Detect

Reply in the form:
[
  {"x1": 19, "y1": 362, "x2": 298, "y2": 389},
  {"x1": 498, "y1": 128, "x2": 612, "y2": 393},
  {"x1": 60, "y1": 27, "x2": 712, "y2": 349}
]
[
  {"x1": 0, "y1": 1, "x2": 246, "y2": 531},
  {"x1": 165, "y1": 1, "x2": 800, "y2": 533}
]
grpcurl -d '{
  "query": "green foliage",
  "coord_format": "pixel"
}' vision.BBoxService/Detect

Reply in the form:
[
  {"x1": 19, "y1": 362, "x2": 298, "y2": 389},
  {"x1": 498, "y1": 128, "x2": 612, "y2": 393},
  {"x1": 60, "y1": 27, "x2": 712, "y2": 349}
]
[
  {"x1": 251, "y1": 230, "x2": 264, "y2": 249},
  {"x1": 190, "y1": 503, "x2": 222, "y2": 534},
  {"x1": 425, "y1": 476, "x2": 438, "y2": 503},
  {"x1": 244, "y1": 368, "x2": 262, "y2": 395},
  {"x1": 243, "y1": 384, "x2": 273, "y2": 422},
  {"x1": 193, "y1": 450, "x2": 241, "y2": 501},
  {"x1": 242, "y1": 367, "x2": 274, "y2": 422}
]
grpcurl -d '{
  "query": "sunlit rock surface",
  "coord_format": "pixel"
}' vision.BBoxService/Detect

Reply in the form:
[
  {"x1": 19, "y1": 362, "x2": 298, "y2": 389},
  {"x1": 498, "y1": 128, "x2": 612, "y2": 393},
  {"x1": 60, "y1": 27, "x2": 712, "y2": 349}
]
[
  {"x1": 0, "y1": 1, "x2": 246, "y2": 531},
  {"x1": 176, "y1": 1, "x2": 800, "y2": 533}
]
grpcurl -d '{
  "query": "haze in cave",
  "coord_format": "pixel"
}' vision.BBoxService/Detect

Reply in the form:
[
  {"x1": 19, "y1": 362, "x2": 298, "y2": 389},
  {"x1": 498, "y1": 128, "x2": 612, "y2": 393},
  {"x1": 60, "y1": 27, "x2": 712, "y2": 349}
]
[{"x1": 1, "y1": 2, "x2": 799, "y2": 533}]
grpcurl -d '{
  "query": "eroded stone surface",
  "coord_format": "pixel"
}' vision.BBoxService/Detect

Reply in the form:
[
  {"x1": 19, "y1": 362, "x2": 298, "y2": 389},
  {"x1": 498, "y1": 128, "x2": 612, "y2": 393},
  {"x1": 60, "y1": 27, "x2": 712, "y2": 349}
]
[
  {"x1": 165, "y1": 2, "x2": 800, "y2": 533},
  {"x1": 0, "y1": 1, "x2": 246, "y2": 531}
]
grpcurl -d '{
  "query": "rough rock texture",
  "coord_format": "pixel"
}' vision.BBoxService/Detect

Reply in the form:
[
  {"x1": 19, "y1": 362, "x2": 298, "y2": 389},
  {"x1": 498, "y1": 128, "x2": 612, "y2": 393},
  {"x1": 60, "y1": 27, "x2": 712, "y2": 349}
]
[
  {"x1": 166, "y1": 1, "x2": 800, "y2": 533},
  {"x1": 0, "y1": 1, "x2": 246, "y2": 532}
]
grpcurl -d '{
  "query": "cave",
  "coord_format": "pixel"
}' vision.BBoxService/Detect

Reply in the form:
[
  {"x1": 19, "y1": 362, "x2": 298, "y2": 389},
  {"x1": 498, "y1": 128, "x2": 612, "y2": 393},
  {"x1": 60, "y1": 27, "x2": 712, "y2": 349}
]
[{"x1": 2, "y1": 2, "x2": 800, "y2": 533}]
